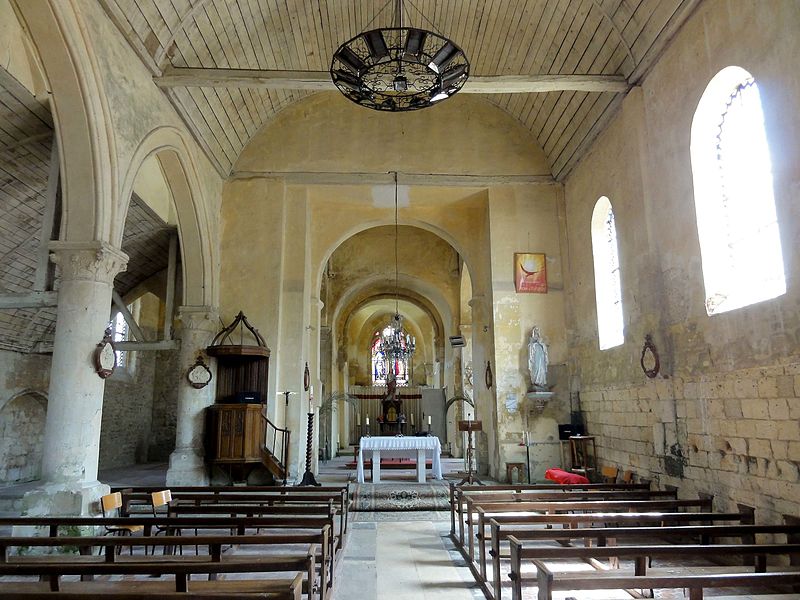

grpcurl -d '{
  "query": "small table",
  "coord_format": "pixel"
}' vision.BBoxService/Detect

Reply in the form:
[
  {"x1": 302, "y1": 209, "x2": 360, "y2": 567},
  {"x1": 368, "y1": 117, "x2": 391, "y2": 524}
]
[{"x1": 357, "y1": 436, "x2": 443, "y2": 483}]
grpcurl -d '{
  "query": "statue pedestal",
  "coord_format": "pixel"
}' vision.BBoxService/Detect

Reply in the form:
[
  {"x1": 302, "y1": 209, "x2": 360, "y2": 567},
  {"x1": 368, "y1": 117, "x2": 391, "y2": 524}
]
[{"x1": 526, "y1": 391, "x2": 555, "y2": 413}]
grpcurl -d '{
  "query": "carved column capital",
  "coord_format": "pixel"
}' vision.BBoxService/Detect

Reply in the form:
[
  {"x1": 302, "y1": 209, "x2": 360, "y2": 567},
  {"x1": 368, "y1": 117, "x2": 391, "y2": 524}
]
[
  {"x1": 175, "y1": 306, "x2": 219, "y2": 334},
  {"x1": 50, "y1": 241, "x2": 128, "y2": 284}
]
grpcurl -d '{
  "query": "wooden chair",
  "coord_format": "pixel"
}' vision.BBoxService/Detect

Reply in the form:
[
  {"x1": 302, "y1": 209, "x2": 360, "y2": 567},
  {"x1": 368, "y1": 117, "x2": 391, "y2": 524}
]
[
  {"x1": 601, "y1": 465, "x2": 619, "y2": 483},
  {"x1": 150, "y1": 490, "x2": 181, "y2": 555},
  {"x1": 100, "y1": 492, "x2": 142, "y2": 555}
]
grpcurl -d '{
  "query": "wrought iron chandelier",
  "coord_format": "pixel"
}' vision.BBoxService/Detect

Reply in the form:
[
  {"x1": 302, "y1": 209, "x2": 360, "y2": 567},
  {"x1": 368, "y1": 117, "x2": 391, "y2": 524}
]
[
  {"x1": 330, "y1": 0, "x2": 470, "y2": 112},
  {"x1": 378, "y1": 173, "x2": 415, "y2": 367}
]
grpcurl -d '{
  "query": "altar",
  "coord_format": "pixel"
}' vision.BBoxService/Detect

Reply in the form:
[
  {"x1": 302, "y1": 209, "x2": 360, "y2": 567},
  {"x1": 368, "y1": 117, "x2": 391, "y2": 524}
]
[{"x1": 357, "y1": 436, "x2": 443, "y2": 483}]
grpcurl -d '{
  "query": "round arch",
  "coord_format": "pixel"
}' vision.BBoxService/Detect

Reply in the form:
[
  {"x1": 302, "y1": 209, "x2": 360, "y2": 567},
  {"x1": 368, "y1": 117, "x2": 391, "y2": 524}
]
[
  {"x1": 16, "y1": 1, "x2": 118, "y2": 243},
  {"x1": 315, "y1": 218, "x2": 476, "y2": 300},
  {"x1": 117, "y1": 126, "x2": 218, "y2": 306}
]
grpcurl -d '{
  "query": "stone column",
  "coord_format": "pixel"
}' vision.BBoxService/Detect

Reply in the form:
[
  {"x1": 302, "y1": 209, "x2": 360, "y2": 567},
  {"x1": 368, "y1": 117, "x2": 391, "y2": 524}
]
[
  {"x1": 167, "y1": 306, "x2": 219, "y2": 486},
  {"x1": 24, "y1": 242, "x2": 127, "y2": 516}
]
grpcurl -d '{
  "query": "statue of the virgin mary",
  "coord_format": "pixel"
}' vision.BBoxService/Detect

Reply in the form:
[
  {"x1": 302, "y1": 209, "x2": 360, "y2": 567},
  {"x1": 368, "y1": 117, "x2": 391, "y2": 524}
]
[{"x1": 527, "y1": 326, "x2": 549, "y2": 391}]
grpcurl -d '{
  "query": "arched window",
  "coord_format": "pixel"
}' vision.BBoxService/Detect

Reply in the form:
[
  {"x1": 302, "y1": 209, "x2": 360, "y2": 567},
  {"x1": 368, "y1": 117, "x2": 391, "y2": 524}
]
[
  {"x1": 591, "y1": 196, "x2": 624, "y2": 349},
  {"x1": 690, "y1": 66, "x2": 785, "y2": 315},
  {"x1": 371, "y1": 327, "x2": 409, "y2": 386},
  {"x1": 112, "y1": 310, "x2": 128, "y2": 368}
]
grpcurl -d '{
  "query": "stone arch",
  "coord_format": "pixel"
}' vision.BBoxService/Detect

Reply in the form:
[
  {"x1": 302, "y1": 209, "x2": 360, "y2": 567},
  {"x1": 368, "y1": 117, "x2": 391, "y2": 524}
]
[
  {"x1": 0, "y1": 391, "x2": 48, "y2": 484},
  {"x1": 15, "y1": 1, "x2": 118, "y2": 243},
  {"x1": 117, "y1": 126, "x2": 218, "y2": 306},
  {"x1": 316, "y1": 218, "x2": 476, "y2": 301}
]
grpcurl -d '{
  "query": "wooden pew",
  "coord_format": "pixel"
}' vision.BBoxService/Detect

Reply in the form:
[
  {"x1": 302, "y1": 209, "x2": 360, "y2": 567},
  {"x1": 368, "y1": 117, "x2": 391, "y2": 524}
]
[
  {"x1": 455, "y1": 487, "x2": 674, "y2": 548},
  {"x1": 0, "y1": 548, "x2": 317, "y2": 596},
  {"x1": 489, "y1": 521, "x2": 796, "y2": 599},
  {"x1": 0, "y1": 531, "x2": 330, "y2": 600},
  {"x1": 0, "y1": 515, "x2": 339, "y2": 595},
  {"x1": 461, "y1": 488, "x2": 676, "y2": 547},
  {"x1": 530, "y1": 566, "x2": 800, "y2": 600},
  {"x1": 449, "y1": 481, "x2": 650, "y2": 537},
  {"x1": 127, "y1": 494, "x2": 346, "y2": 550},
  {"x1": 484, "y1": 509, "x2": 752, "y2": 600},
  {"x1": 463, "y1": 497, "x2": 713, "y2": 564},
  {"x1": 119, "y1": 486, "x2": 350, "y2": 546},
  {"x1": 0, "y1": 572, "x2": 303, "y2": 599},
  {"x1": 508, "y1": 537, "x2": 800, "y2": 600}
]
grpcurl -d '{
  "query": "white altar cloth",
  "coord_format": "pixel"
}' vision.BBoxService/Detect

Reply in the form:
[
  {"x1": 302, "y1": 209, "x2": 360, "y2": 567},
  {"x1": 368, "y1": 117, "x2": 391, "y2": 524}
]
[{"x1": 357, "y1": 436, "x2": 443, "y2": 483}]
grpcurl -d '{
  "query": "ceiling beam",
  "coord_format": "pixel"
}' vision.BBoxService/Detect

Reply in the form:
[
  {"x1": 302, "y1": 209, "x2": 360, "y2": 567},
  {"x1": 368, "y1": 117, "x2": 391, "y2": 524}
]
[
  {"x1": 0, "y1": 291, "x2": 58, "y2": 309},
  {"x1": 231, "y1": 170, "x2": 558, "y2": 187},
  {"x1": 155, "y1": 68, "x2": 630, "y2": 94}
]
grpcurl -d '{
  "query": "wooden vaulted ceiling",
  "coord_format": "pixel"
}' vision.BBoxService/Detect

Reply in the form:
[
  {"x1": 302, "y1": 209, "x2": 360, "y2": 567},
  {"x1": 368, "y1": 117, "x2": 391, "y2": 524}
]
[{"x1": 103, "y1": 0, "x2": 699, "y2": 180}]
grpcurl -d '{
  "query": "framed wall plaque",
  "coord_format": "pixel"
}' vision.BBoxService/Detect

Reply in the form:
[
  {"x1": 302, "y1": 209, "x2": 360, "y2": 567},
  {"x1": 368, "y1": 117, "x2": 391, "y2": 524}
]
[
  {"x1": 94, "y1": 327, "x2": 116, "y2": 379},
  {"x1": 514, "y1": 253, "x2": 547, "y2": 293}
]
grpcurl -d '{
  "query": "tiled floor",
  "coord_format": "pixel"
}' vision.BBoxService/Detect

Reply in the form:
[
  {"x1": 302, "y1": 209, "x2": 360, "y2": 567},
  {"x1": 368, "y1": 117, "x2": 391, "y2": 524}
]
[{"x1": 334, "y1": 519, "x2": 482, "y2": 600}]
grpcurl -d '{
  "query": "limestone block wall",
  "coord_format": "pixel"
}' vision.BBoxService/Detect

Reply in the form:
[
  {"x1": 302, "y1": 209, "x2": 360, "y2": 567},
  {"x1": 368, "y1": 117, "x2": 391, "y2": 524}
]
[
  {"x1": 0, "y1": 350, "x2": 51, "y2": 484},
  {"x1": 580, "y1": 363, "x2": 800, "y2": 523},
  {"x1": 564, "y1": 0, "x2": 800, "y2": 522},
  {"x1": 99, "y1": 350, "x2": 157, "y2": 469}
]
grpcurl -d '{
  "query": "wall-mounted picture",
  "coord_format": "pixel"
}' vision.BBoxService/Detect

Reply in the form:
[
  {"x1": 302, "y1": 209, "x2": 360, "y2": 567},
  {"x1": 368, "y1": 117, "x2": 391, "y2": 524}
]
[{"x1": 514, "y1": 253, "x2": 547, "y2": 293}]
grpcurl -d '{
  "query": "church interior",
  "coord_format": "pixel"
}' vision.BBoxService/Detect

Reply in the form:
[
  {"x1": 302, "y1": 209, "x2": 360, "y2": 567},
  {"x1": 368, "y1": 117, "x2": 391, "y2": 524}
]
[{"x1": 1, "y1": 0, "x2": 799, "y2": 598}]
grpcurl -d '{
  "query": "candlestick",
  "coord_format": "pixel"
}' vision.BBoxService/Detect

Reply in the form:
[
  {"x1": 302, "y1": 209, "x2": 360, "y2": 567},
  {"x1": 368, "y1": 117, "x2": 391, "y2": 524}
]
[
  {"x1": 357, "y1": 412, "x2": 361, "y2": 426},
  {"x1": 410, "y1": 413, "x2": 415, "y2": 426},
  {"x1": 366, "y1": 417, "x2": 370, "y2": 426},
  {"x1": 427, "y1": 415, "x2": 432, "y2": 426}
]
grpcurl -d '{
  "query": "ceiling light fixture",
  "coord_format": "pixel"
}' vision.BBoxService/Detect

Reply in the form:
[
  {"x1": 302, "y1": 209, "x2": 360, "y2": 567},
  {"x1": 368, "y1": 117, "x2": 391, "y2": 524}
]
[
  {"x1": 378, "y1": 172, "x2": 415, "y2": 378},
  {"x1": 330, "y1": 0, "x2": 469, "y2": 112}
]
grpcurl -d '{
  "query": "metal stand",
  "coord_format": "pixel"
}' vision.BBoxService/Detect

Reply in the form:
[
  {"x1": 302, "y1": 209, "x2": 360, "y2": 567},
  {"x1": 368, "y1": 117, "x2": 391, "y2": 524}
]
[
  {"x1": 458, "y1": 420, "x2": 484, "y2": 485},
  {"x1": 525, "y1": 442, "x2": 532, "y2": 484},
  {"x1": 298, "y1": 411, "x2": 320, "y2": 486}
]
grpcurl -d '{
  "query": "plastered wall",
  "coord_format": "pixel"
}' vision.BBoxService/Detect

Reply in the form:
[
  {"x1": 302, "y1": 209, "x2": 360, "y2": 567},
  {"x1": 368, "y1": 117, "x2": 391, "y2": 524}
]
[
  {"x1": 488, "y1": 185, "x2": 570, "y2": 479},
  {"x1": 564, "y1": 0, "x2": 800, "y2": 522}
]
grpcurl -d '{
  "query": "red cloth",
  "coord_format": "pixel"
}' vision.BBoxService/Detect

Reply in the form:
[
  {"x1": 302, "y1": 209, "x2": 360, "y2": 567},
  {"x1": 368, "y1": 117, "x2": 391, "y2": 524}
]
[{"x1": 544, "y1": 468, "x2": 590, "y2": 485}]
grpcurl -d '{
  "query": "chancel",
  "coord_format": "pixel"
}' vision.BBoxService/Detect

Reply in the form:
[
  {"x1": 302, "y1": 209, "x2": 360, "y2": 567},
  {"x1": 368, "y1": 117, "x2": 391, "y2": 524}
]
[{"x1": 1, "y1": 1, "x2": 799, "y2": 599}]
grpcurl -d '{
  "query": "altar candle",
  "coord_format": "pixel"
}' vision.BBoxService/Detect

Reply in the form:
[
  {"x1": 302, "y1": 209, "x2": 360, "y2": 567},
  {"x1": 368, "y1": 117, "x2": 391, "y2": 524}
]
[
  {"x1": 427, "y1": 415, "x2": 432, "y2": 426},
  {"x1": 366, "y1": 417, "x2": 370, "y2": 426},
  {"x1": 411, "y1": 413, "x2": 415, "y2": 426},
  {"x1": 357, "y1": 413, "x2": 361, "y2": 426},
  {"x1": 309, "y1": 386, "x2": 314, "y2": 411}
]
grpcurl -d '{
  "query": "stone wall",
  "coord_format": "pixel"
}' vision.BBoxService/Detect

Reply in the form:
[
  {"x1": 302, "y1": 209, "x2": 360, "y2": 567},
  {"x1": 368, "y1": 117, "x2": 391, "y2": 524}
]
[
  {"x1": 0, "y1": 350, "x2": 51, "y2": 484},
  {"x1": 564, "y1": 0, "x2": 800, "y2": 522},
  {"x1": 99, "y1": 348, "x2": 157, "y2": 470},
  {"x1": 580, "y1": 362, "x2": 800, "y2": 524}
]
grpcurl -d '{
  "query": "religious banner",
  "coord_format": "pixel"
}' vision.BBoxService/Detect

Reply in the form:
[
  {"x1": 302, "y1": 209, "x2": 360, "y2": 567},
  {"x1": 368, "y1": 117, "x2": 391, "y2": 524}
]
[{"x1": 514, "y1": 252, "x2": 547, "y2": 293}]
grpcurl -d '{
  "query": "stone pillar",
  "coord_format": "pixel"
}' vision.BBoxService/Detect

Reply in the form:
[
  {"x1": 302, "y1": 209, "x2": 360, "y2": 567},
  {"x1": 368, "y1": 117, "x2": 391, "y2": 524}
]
[
  {"x1": 167, "y1": 306, "x2": 219, "y2": 486},
  {"x1": 24, "y1": 242, "x2": 127, "y2": 516}
]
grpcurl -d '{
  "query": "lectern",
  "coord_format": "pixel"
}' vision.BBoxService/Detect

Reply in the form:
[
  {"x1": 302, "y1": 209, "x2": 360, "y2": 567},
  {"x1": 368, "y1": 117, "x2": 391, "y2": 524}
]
[{"x1": 458, "y1": 420, "x2": 484, "y2": 485}]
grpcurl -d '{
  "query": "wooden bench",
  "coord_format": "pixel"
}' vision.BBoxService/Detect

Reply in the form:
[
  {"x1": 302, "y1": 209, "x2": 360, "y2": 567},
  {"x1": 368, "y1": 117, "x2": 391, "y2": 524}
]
[
  {"x1": 0, "y1": 549, "x2": 317, "y2": 596},
  {"x1": 0, "y1": 573, "x2": 303, "y2": 598},
  {"x1": 530, "y1": 566, "x2": 800, "y2": 600},
  {"x1": 456, "y1": 487, "x2": 676, "y2": 549},
  {"x1": 477, "y1": 504, "x2": 739, "y2": 587},
  {"x1": 489, "y1": 521, "x2": 795, "y2": 599},
  {"x1": 0, "y1": 515, "x2": 340, "y2": 597},
  {"x1": 119, "y1": 486, "x2": 350, "y2": 547},
  {"x1": 508, "y1": 537, "x2": 800, "y2": 600},
  {"x1": 449, "y1": 481, "x2": 650, "y2": 537},
  {"x1": 1, "y1": 529, "x2": 332, "y2": 599},
  {"x1": 463, "y1": 497, "x2": 713, "y2": 564},
  {"x1": 0, "y1": 529, "x2": 332, "y2": 599}
]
